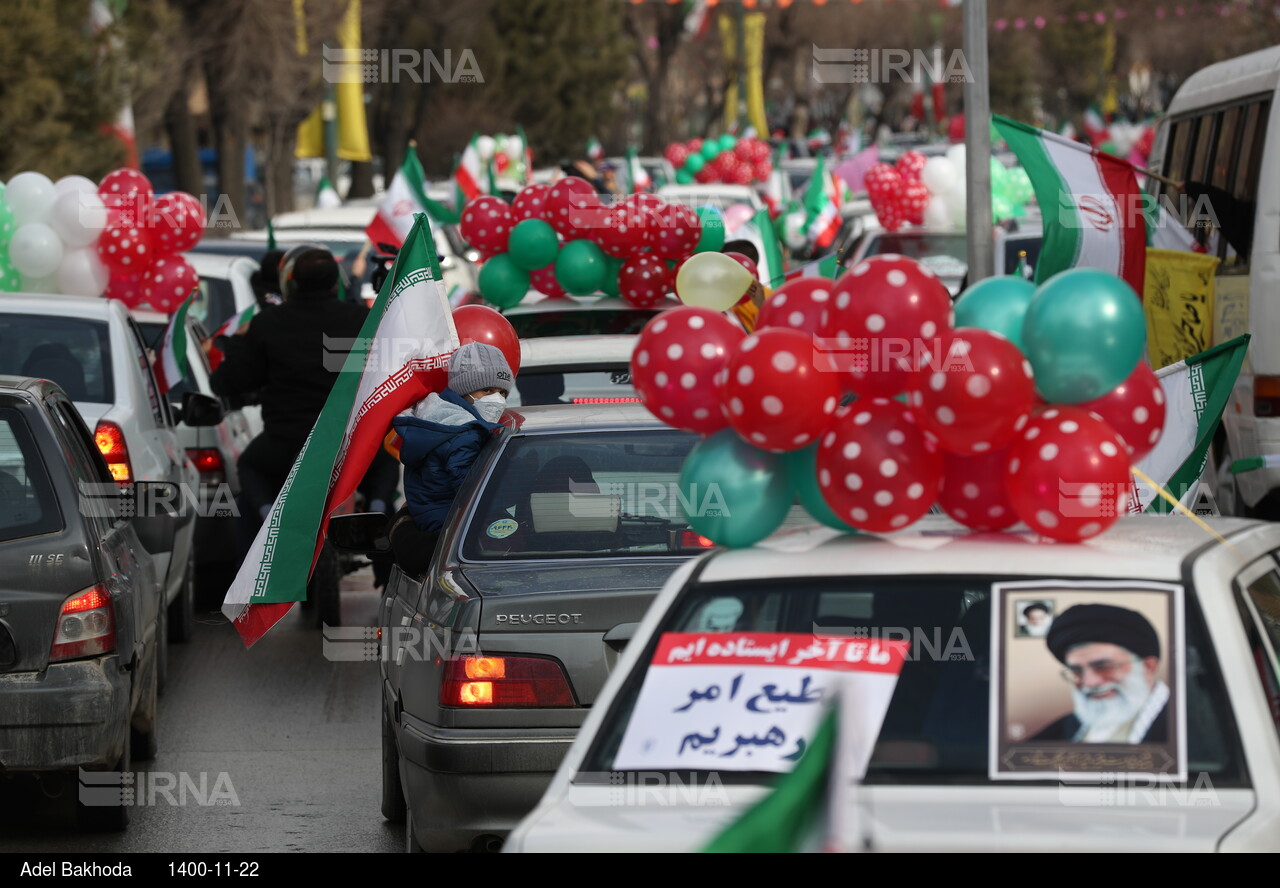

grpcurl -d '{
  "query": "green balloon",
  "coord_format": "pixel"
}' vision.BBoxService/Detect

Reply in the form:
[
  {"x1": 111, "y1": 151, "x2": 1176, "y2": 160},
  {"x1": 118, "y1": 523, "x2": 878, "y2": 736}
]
[
  {"x1": 507, "y1": 219, "x2": 559, "y2": 271},
  {"x1": 685, "y1": 154, "x2": 705, "y2": 174},
  {"x1": 0, "y1": 198, "x2": 14, "y2": 247},
  {"x1": 555, "y1": 239, "x2": 607, "y2": 296},
  {"x1": 782, "y1": 444, "x2": 856, "y2": 532},
  {"x1": 0, "y1": 250, "x2": 20, "y2": 292},
  {"x1": 1021, "y1": 269, "x2": 1146, "y2": 403},
  {"x1": 953, "y1": 275, "x2": 1036, "y2": 351},
  {"x1": 992, "y1": 196, "x2": 1014, "y2": 221},
  {"x1": 700, "y1": 141, "x2": 721, "y2": 161},
  {"x1": 693, "y1": 206, "x2": 725, "y2": 253},
  {"x1": 477, "y1": 253, "x2": 530, "y2": 308},
  {"x1": 718, "y1": 134, "x2": 737, "y2": 152},
  {"x1": 675, "y1": 169, "x2": 694, "y2": 185},
  {"x1": 600, "y1": 255, "x2": 623, "y2": 297},
  {"x1": 679, "y1": 429, "x2": 792, "y2": 548}
]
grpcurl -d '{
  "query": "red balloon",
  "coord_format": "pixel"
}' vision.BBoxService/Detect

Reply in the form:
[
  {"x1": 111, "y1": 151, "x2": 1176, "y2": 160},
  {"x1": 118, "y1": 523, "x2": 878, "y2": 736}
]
[
  {"x1": 150, "y1": 192, "x2": 206, "y2": 255},
  {"x1": 819, "y1": 254, "x2": 954, "y2": 398},
  {"x1": 511, "y1": 184, "x2": 552, "y2": 222},
  {"x1": 631, "y1": 306, "x2": 744, "y2": 434},
  {"x1": 452, "y1": 304, "x2": 521, "y2": 376},
  {"x1": 460, "y1": 196, "x2": 515, "y2": 254},
  {"x1": 665, "y1": 143, "x2": 689, "y2": 167},
  {"x1": 862, "y1": 162, "x2": 900, "y2": 198},
  {"x1": 141, "y1": 255, "x2": 198, "y2": 313},
  {"x1": 544, "y1": 177, "x2": 602, "y2": 238},
  {"x1": 687, "y1": 138, "x2": 705, "y2": 154},
  {"x1": 720, "y1": 327, "x2": 841, "y2": 452},
  {"x1": 906, "y1": 328, "x2": 1037, "y2": 455},
  {"x1": 723, "y1": 251, "x2": 758, "y2": 283},
  {"x1": 756, "y1": 277, "x2": 836, "y2": 335},
  {"x1": 1076, "y1": 360, "x2": 1167, "y2": 462},
  {"x1": 693, "y1": 167, "x2": 719, "y2": 184},
  {"x1": 902, "y1": 180, "x2": 930, "y2": 226},
  {"x1": 528, "y1": 265, "x2": 569, "y2": 299},
  {"x1": 624, "y1": 193, "x2": 667, "y2": 214},
  {"x1": 1004, "y1": 406, "x2": 1132, "y2": 542},
  {"x1": 649, "y1": 202, "x2": 701, "y2": 260},
  {"x1": 98, "y1": 169, "x2": 154, "y2": 227},
  {"x1": 97, "y1": 217, "x2": 154, "y2": 274},
  {"x1": 895, "y1": 150, "x2": 928, "y2": 182},
  {"x1": 937, "y1": 447, "x2": 1019, "y2": 531},
  {"x1": 752, "y1": 160, "x2": 773, "y2": 182},
  {"x1": 816, "y1": 398, "x2": 943, "y2": 532},
  {"x1": 592, "y1": 204, "x2": 655, "y2": 259},
  {"x1": 618, "y1": 254, "x2": 673, "y2": 309},
  {"x1": 104, "y1": 272, "x2": 146, "y2": 308}
]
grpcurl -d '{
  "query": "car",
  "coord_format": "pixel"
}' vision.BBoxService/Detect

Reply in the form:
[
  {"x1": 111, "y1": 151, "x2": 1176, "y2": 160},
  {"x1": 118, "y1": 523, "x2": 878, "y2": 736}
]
[
  {"x1": 501, "y1": 294, "x2": 676, "y2": 339},
  {"x1": 507, "y1": 512, "x2": 1280, "y2": 852},
  {"x1": 183, "y1": 251, "x2": 259, "y2": 334},
  {"x1": 0, "y1": 376, "x2": 169, "y2": 830},
  {"x1": 331, "y1": 403, "x2": 724, "y2": 852},
  {"x1": 0, "y1": 294, "x2": 216, "y2": 647},
  {"x1": 509, "y1": 335, "x2": 641, "y2": 407},
  {"x1": 604, "y1": 156, "x2": 678, "y2": 191},
  {"x1": 838, "y1": 223, "x2": 1043, "y2": 296},
  {"x1": 656, "y1": 184, "x2": 765, "y2": 215},
  {"x1": 132, "y1": 309, "x2": 254, "y2": 604}
]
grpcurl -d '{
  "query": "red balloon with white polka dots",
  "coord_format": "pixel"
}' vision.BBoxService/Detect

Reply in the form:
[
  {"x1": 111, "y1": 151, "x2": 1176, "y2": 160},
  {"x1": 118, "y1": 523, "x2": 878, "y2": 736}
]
[
  {"x1": 1004, "y1": 406, "x2": 1132, "y2": 542},
  {"x1": 906, "y1": 327, "x2": 1037, "y2": 455},
  {"x1": 141, "y1": 255, "x2": 198, "y2": 314},
  {"x1": 459, "y1": 196, "x2": 514, "y2": 254},
  {"x1": 648, "y1": 202, "x2": 701, "y2": 260},
  {"x1": 544, "y1": 177, "x2": 602, "y2": 239},
  {"x1": 937, "y1": 447, "x2": 1019, "y2": 531},
  {"x1": 618, "y1": 255, "x2": 673, "y2": 309},
  {"x1": 511, "y1": 184, "x2": 552, "y2": 222},
  {"x1": 1074, "y1": 360, "x2": 1166, "y2": 463},
  {"x1": 719, "y1": 327, "x2": 841, "y2": 452},
  {"x1": 816, "y1": 398, "x2": 943, "y2": 533},
  {"x1": 630, "y1": 306, "x2": 744, "y2": 435},
  {"x1": 818, "y1": 254, "x2": 953, "y2": 399},
  {"x1": 756, "y1": 277, "x2": 834, "y2": 337}
]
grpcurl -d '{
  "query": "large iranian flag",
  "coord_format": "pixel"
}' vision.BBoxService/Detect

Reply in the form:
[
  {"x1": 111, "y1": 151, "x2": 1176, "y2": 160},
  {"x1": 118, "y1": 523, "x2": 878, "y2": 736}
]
[
  {"x1": 1130, "y1": 334, "x2": 1249, "y2": 513},
  {"x1": 993, "y1": 115, "x2": 1147, "y2": 296},
  {"x1": 152, "y1": 291, "x2": 194, "y2": 395},
  {"x1": 366, "y1": 146, "x2": 460, "y2": 250},
  {"x1": 222, "y1": 214, "x2": 458, "y2": 646}
]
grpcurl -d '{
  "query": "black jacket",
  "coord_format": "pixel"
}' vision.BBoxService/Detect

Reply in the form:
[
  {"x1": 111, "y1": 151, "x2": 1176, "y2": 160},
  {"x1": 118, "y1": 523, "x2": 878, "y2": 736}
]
[{"x1": 210, "y1": 288, "x2": 369, "y2": 450}]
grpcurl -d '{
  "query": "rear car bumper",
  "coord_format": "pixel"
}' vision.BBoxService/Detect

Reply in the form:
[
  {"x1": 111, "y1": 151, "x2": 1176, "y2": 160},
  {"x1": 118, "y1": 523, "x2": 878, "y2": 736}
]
[
  {"x1": 0, "y1": 656, "x2": 129, "y2": 771},
  {"x1": 400, "y1": 716, "x2": 575, "y2": 850}
]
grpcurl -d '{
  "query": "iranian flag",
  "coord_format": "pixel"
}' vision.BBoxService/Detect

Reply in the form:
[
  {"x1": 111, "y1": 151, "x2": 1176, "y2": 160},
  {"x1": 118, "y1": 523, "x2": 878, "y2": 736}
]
[
  {"x1": 367, "y1": 145, "x2": 460, "y2": 250},
  {"x1": 1130, "y1": 334, "x2": 1249, "y2": 513},
  {"x1": 625, "y1": 146, "x2": 651, "y2": 194},
  {"x1": 803, "y1": 154, "x2": 842, "y2": 251},
  {"x1": 222, "y1": 214, "x2": 458, "y2": 646},
  {"x1": 206, "y1": 305, "x2": 259, "y2": 372},
  {"x1": 781, "y1": 254, "x2": 841, "y2": 286},
  {"x1": 453, "y1": 134, "x2": 485, "y2": 204},
  {"x1": 153, "y1": 291, "x2": 193, "y2": 394},
  {"x1": 993, "y1": 114, "x2": 1147, "y2": 297}
]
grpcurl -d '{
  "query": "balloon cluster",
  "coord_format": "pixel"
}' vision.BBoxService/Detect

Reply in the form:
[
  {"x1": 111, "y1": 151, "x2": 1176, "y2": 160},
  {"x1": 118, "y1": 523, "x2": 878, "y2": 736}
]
[
  {"x1": 631, "y1": 255, "x2": 1162, "y2": 548},
  {"x1": 460, "y1": 181, "x2": 729, "y2": 310},
  {"x1": 474, "y1": 133, "x2": 528, "y2": 185},
  {"x1": 664, "y1": 136, "x2": 773, "y2": 186},
  {"x1": 864, "y1": 147, "x2": 1032, "y2": 231},
  {"x1": 0, "y1": 168, "x2": 203, "y2": 311}
]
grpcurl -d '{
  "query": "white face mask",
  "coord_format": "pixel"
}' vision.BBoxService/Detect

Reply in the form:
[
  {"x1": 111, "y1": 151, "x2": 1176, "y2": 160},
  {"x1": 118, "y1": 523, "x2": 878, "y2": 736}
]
[{"x1": 472, "y1": 392, "x2": 506, "y2": 423}]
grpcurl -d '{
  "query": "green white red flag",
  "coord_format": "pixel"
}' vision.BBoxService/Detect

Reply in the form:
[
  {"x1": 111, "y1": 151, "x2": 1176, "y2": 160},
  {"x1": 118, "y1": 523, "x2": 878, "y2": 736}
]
[
  {"x1": 993, "y1": 114, "x2": 1147, "y2": 296},
  {"x1": 153, "y1": 291, "x2": 193, "y2": 395},
  {"x1": 453, "y1": 134, "x2": 486, "y2": 204},
  {"x1": 206, "y1": 304, "x2": 259, "y2": 371},
  {"x1": 222, "y1": 214, "x2": 458, "y2": 646},
  {"x1": 367, "y1": 146, "x2": 459, "y2": 250}
]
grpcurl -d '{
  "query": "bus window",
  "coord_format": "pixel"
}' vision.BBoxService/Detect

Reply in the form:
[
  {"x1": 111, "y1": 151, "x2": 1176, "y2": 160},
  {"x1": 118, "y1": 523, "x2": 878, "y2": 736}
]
[
  {"x1": 1164, "y1": 118, "x2": 1195, "y2": 200},
  {"x1": 1188, "y1": 113, "x2": 1219, "y2": 193},
  {"x1": 1210, "y1": 106, "x2": 1241, "y2": 193}
]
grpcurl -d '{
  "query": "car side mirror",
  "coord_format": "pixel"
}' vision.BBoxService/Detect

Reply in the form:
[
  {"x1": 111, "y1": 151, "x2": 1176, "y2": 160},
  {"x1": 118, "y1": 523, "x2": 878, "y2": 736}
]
[
  {"x1": 328, "y1": 512, "x2": 391, "y2": 555},
  {"x1": 178, "y1": 391, "x2": 224, "y2": 427}
]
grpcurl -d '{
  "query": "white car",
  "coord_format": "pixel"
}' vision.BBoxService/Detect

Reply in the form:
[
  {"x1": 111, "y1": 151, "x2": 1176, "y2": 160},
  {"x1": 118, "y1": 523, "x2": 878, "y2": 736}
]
[
  {"x1": 502, "y1": 294, "x2": 675, "y2": 339},
  {"x1": 604, "y1": 156, "x2": 677, "y2": 191},
  {"x1": 508, "y1": 513, "x2": 1280, "y2": 852},
  {"x1": 509, "y1": 335, "x2": 641, "y2": 407},
  {"x1": 656, "y1": 184, "x2": 765, "y2": 216},
  {"x1": 840, "y1": 224, "x2": 1043, "y2": 296},
  {"x1": 0, "y1": 294, "x2": 208, "y2": 645},
  {"x1": 184, "y1": 252, "x2": 259, "y2": 334}
]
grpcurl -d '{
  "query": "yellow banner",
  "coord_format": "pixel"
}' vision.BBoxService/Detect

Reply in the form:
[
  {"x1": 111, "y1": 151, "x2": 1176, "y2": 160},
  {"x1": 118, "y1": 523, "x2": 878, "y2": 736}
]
[
  {"x1": 719, "y1": 15, "x2": 738, "y2": 133},
  {"x1": 744, "y1": 13, "x2": 767, "y2": 137},
  {"x1": 335, "y1": 0, "x2": 371, "y2": 162},
  {"x1": 1143, "y1": 247, "x2": 1220, "y2": 370},
  {"x1": 296, "y1": 107, "x2": 324, "y2": 159}
]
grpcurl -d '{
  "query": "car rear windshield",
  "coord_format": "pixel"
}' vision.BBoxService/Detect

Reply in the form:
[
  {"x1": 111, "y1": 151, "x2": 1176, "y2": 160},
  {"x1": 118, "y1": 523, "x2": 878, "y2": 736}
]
[
  {"x1": 509, "y1": 368, "x2": 640, "y2": 407},
  {"x1": 0, "y1": 315, "x2": 114, "y2": 403},
  {"x1": 579, "y1": 576, "x2": 1246, "y2": 786},
  {"x1": 504, "y1": 309, "x2": 660, "y2": 338},
  {"x1": 461, "y1": 429, "x2": 708, "y2": 560},
  {"x1": 0, "y1": 407, "x2": 63, "y2": 541}
]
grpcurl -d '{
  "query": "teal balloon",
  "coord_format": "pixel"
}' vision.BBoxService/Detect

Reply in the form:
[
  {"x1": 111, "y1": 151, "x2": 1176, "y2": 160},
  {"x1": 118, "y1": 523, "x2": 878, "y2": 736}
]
[
  {"x1": 1021, "y1": 268, "x2": 1146, "y2": 403},
  {"x1": 678, "y1": 429, "x2": 792, "y2": 548},
  {"x1": 953, "y1": 275, "x2": 1036, "y2": 351},
  {"x1": 0, "y1": 198, "x2": 14, "y2": 246},
  {"x1": 600, "y1": 255, "x2": 623, "y2": 297},
  {"x1": 554, "y1": 239, "x2": 607, "y2": 296},
  {"x1": 782, "y1": 444, "x2": 856, "y2": 532},
  {"x1": 675, "y1": 169, "x2": 694, "y2": 185},
  {"x1": 685, "y1": 154, "x2": 705, "y2": 174},
  {"x1": 700, "y1": 141, "x2": 721, "y2": 160},
  {"x1": 718, "y1": 134, "x2": 737, "y2": 152},
  {"x1": 693, "y1": 206, "x2": 725, "y2": 253},
  {"x1": 0, "y1": 250, "x2": 19, "y2": 292},
  {"x1": 477, "y1": 253, "x2": 530, "y2": 309},
  {"x1": 506, "y1": 219, "x2": 559, "y2": 271}
]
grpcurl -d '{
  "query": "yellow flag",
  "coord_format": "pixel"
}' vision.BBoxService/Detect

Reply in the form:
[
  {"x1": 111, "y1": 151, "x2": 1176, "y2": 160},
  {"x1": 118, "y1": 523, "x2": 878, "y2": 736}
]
[
  {"x1": 335, "y1": 0, "x2": 371, "y2": 162},
  {"x1": 1143, "y1": 247, "x2": 1220, "y2": 370},
  {"x1": 744, "y1": 13, "x2": 767, "y2": 137},
  {"x1": 296, "y1": 107, "x2": 325, "y2": 159},
  {"x1": 719, "y1": 15, "x2": 738, "y2": 133}
]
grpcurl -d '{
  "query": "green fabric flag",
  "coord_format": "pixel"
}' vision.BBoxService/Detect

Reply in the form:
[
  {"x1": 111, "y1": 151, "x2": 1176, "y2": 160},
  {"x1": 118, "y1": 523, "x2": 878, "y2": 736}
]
[{"x1": 266, "y1": 217, "x2": 277, "y2": 251}]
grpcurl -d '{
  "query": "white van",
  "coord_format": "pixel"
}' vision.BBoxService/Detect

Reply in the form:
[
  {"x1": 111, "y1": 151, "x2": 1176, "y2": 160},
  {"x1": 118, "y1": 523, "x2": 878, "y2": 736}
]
[{"x1": 1147, "y1": 46, "x2": 1280, "y2": 517}]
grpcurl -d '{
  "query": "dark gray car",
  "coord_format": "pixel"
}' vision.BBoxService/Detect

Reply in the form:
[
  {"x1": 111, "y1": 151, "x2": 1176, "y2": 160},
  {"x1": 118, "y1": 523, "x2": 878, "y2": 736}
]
[
  {"x1": 371, "y1": 404, "x2": 709, "y2": 852},
  {"x1": 0, "y1": 377, "x2": 165, "y2": 831}
]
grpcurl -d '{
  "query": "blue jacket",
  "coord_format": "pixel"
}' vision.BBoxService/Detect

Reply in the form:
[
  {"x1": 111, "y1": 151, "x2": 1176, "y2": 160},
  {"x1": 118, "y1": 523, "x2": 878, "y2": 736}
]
[{"x1": 392, "y1": 388, "x2": 503, "y2": 531}]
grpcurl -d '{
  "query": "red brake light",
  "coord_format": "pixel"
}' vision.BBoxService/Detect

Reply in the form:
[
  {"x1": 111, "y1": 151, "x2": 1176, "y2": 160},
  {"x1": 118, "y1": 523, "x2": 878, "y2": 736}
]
[
  {"x1": 186, "y1": 447, "x2": 225, "y2": 485},
  {"x1": 440, "y1": 655, "x2": 575, "y2": 708},
  {"x1": 680, "y1": 530, "x2": 717, "y2": 549},
  {"x1": 51, "y1": 584, "x2": 116, "y2": 662},
  {"x1": 94, "y1": 420, "x2": 132, "y2": 483},
  {"x1": 570, "y1": 397, "x2": 644, "y2": 404}
]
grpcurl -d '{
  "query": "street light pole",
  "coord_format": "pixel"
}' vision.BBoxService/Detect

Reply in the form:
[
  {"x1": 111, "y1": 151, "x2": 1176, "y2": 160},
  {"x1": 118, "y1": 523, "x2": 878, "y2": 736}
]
[{"x1": 963, "y1": 0, "x2": 993, "y2": 282}]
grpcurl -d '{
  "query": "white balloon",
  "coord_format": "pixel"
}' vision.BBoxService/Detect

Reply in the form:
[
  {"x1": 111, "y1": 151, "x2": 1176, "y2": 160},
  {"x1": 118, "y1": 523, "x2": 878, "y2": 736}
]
[
  {"x1": 949, "y1": 183, "x2": 968, "y2": 228},
  {"x1": 55, "y1": 247, "x2": 110, "y2": 296},
  {"x1": 20, "y1": 273, "x2": 59, "y2": 293},
  {"x1": 5, "y1": 172, "x2": 56, "y2": 226},
  {"x1": 50, "y1": 190, "x2": 108, "y2": 248},
  {"x1": 475, "y1": 135, "x2": 497, "y2": 161},
  {"x1": 920, "y1": 157, "x2": 959, "y2": 196},
  {"x1": 54, "y1": 175, "x2": 99, "y2": 197},
  {"x1": 505, "y1": 134, "x2": 524, "y2": 159},
  {"x1": 924, "y1": 194, "x2": 953, "y2": 229},
  {"x1": 944, "y1": 144, "x2": 966, "y2": 171},
  {"x1": 9, "y1": 222, "x2": 65, "y2": 278}
]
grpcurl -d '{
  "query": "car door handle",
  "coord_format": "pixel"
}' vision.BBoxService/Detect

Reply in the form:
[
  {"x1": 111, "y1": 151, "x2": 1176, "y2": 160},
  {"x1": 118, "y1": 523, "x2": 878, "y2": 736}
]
[{"x1": 603, "y1": 622, "x2": 639, "y2": 651}]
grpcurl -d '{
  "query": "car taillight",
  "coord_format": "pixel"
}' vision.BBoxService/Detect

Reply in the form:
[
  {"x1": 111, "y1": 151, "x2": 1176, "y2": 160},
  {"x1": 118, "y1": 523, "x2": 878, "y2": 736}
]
[
  {"x1": 680, "y1": 530, "x2": 717, "y2": 549},
  {"x1": 571, "y1": 397, "x2": 644, "y2": 404},
  {"x1": 440, "y1": 655, "x2": 575, "y2": 708},
  {"x1": 50, "y1": 584, "x2": 116, "y2": 662},
  {"x1": 94, "y1": 421, "x2": 132, "y2": 483},
  {"x1": 1255, "y1": 376, "x2": 1280, "y2": 417},
  {"x1": 187, "y1": 447, "x2": 225, "y2": 485}
]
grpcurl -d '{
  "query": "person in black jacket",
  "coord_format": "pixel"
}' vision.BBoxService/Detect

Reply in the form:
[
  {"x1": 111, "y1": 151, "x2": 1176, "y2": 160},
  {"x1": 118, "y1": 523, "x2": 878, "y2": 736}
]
[{"x1": 211, "y1": 246, "x2": 370, "y2": 558}]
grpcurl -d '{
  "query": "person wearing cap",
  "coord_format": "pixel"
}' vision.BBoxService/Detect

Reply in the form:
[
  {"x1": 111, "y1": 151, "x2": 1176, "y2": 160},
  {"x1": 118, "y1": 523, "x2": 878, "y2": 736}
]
[
  {"x1": 1030, "y1": 603, "x2": 1169, "y2": 744},
  {"x1": 386, "y1": 342, "x2": 513, "y2": 576}
]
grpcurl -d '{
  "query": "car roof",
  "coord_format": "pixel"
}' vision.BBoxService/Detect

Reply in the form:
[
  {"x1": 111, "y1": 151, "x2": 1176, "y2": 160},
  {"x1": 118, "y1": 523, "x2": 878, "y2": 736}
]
[
  {"x1": 691, "y1": 514, "x2": 1266, "y2": 585},
  {"x1": 519, "y1": 334, "x2": 637, "y2": 368},
  {"x1": 505, "y1": 401, "x2": 665, "y2": 434},
  {"x1": 184, "y1": 251, "x2": 259, "y2": 273},
  {"x1": 503, "y1": 294, "x2": 674, "y2": 316},
  {"x1": 0, "y1": 375, "x2": 56, "y2": 398},
  {"x1": 0, "y1": 292, "x2": 118, "y2": 320}
]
